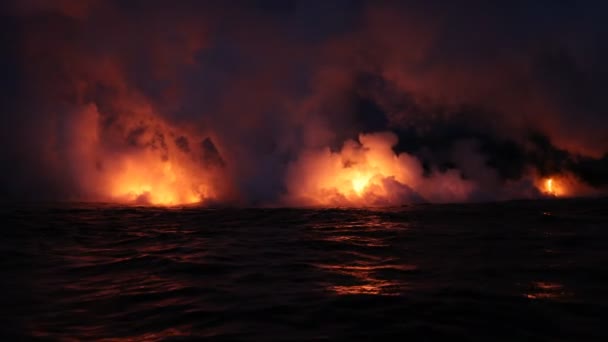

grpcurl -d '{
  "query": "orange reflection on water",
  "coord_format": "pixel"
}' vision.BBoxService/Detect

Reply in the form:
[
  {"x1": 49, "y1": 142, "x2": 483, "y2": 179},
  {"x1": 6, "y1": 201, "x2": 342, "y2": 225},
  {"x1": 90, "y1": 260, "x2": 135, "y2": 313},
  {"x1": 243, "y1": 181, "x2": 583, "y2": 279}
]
[
  {"x1": 524, "y1": 281, "x2": 569, "y2": 300},
  {"x1": 98, "y1": 327, "x2": 193, "y2": 342},
  {"x1": 322, "y1": 234, "x2": 390, "y2": 247},
  {"x1": 28, "y1": 217, "x2": 201, "y2": 341},
  {"x1": 317, "y1": 264, "x2": 415, "y2": 296},
  {"x1": 310, "y1": 213, "x2": 413, "y2": 296}
]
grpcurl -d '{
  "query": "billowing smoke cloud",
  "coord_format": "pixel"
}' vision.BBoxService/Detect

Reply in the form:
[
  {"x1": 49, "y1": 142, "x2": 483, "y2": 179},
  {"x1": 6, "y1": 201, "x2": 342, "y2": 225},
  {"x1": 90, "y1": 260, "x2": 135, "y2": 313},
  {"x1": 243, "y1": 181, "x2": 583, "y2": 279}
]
[
  {"x1": 284, "y1": 132, "x2": 474, "y2": 206},
  {"x1": 1, "y1": 0, "x2": 607, "y2": 205}
]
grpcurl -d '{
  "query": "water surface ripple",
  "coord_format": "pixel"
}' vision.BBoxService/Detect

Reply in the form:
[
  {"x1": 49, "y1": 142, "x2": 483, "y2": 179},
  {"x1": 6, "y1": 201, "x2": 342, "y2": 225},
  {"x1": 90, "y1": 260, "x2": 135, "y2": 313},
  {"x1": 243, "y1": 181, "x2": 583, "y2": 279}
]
[{"x1": 1, "y1": 199, "x2": 607, "y2": 340}]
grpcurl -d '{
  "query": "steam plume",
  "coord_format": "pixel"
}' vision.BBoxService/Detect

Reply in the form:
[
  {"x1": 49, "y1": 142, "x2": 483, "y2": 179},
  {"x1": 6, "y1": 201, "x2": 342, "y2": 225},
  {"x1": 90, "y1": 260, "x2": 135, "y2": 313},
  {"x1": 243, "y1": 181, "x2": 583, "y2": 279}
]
[{"x1": 2, "y1": 1, "x2": 607, "y2": 205}]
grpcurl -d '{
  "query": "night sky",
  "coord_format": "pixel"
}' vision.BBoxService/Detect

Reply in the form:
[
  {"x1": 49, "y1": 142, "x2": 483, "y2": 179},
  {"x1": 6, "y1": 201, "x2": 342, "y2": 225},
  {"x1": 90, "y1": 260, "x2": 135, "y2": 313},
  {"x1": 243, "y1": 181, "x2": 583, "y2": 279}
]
[{"x1": 1, "y1": 0, "x2": 607, "y2": 206}]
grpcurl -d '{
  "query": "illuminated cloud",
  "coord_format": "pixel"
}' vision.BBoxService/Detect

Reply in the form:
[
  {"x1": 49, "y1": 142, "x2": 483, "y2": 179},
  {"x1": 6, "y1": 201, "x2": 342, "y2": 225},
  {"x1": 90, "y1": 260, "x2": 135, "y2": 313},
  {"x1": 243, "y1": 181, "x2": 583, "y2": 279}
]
[{"x1": 1, "y1": 1, "x2": 607, "y2": 205}]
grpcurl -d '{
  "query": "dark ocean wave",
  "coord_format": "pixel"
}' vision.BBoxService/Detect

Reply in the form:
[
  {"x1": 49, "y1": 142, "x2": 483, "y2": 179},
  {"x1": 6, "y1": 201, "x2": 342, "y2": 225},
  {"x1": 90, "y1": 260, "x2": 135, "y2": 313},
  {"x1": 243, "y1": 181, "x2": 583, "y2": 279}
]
[{"x1": 1, "y1": 199, "x2": 607, "y2": 341}]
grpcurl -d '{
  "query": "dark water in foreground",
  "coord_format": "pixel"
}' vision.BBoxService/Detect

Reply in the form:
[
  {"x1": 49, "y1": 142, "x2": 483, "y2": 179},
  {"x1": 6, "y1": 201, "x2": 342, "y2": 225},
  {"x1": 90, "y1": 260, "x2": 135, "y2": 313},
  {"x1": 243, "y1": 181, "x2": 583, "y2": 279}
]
[{"x1": 1, "y1": 199, "x2": 608, "y2": 341}]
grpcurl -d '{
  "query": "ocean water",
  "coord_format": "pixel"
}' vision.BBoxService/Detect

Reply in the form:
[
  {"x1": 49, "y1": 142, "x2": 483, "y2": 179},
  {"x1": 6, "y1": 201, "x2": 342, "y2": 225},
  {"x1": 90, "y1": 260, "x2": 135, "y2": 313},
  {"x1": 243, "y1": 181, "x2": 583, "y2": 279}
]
[{"x1": 1, "y1": 199, "x2": 607, "y2": 341}]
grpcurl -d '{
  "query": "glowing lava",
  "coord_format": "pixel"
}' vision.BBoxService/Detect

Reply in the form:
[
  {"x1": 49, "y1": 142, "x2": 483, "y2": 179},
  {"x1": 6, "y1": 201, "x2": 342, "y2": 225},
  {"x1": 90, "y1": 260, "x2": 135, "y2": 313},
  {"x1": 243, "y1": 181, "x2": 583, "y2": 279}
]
[
  {"x1": 109, "y1": 155, "x2": 209, "y2": 206},
  {"x1": 352, "y1": 172, "x2": 373, "y2": 195},
  {"x1": 546, "y1": 178, "x2": 555, "y2": 195},
  {"x1": 65, "y1": 103, "x2": 220, "y2": 206},
  {"x1": 101, "y1": 145, "x2": 217, "y2": 206},
  {"x1": 539, "y1": 176, "x2": 567, "y2": 197},
  {"x1": 285, "y1": 132, "x2": 474, "y2": 206}
]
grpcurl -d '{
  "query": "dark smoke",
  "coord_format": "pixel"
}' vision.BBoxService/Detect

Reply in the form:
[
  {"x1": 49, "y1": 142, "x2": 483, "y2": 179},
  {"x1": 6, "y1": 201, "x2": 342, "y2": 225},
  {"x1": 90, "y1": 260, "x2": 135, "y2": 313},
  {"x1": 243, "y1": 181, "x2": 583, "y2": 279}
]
[{"x1": 1, "y1": 0, "x2": 607, "y2": 204}]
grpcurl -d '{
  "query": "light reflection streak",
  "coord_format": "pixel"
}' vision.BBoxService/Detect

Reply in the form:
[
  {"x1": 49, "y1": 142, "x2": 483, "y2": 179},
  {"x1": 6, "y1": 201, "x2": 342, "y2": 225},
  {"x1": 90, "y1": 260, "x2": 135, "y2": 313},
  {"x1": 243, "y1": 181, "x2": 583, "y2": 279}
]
[
  {"x1": 28, "y1": 214, "x2": 200, "y2": 340},
  {"x1": 524, "y1": 281, "x2": 569, "y2": 300},
  {"x1": 316, "y1": 264, "x2": 415, "y2": 296},
  {"x1": 311, "y1": 214, "x2": 414, "y2": 296}
]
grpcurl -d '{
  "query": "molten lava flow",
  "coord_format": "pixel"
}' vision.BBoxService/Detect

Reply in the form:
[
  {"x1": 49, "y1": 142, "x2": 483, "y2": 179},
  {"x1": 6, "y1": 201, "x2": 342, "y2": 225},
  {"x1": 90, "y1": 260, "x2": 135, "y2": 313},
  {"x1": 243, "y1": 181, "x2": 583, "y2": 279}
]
[
  {"x1": 546, "y1": 178, "x2": 555, "y2": 195},
  {"x1": 68, "y1": 105, "x2": 217, "y2": 205},
  {"x1": 352, "y1": 172, "x2": 373, "y2": 195},
  {"x1": 285, "y1": 132, "x2": 474, "y2": 206},
  {"x1": 108, "y1": 154, "x2": 208, "y2": 207},
  {"x1": 540, "y1": 176, "x2": 565, "y2": 197},
  {"x1": 66, "y1": 103, "x2": 219, "y2": 206},
  {"x1": 109, "y1": 156, "x2": 207, "y2": 206},
  {"x1": 534, "y1": 173, "x2": 600, "y2": 199}
]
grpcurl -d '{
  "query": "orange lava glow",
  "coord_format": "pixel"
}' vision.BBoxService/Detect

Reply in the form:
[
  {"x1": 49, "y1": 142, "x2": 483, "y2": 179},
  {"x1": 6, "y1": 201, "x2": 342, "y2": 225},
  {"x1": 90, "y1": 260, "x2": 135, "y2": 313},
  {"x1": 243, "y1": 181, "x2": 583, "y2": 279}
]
[
  {"x1": 109, "y1": 156, "x2": 208, "y2": 206},
  {"x1": 285, "y1": 132, "x2": 473, "y2": 206},
  {"x1": 524, "y1": 281, "x2": 569, "y2": 300},
  {"x1": 66, "y1": 103, "x2": 219, "y2": 206},
  {"x1": 533, "y1": 173, "x2": 601, "y2": 199},
  {"x1": 539, "y1": 176, "x2": 567, "y2": 197}
]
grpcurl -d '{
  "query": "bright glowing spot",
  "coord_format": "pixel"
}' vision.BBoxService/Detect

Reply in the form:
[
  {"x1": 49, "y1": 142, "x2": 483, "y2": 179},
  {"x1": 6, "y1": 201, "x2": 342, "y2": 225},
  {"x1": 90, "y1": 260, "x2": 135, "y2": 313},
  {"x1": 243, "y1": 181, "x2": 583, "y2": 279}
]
[
  {"x1": 351, "y1": 173, "x2": 372, "y2": 195},
  {"x1": 546, "y1": 178, "x2": 554, "y2": 195},
  {"x1": 109, "y1": 157, "x2": 206, "y2": 206},
  {"x1": 285, "y1": 132, "x2": 475, "y2": 206},
  {"x1": 524, "y1": 281, "x2": 568, "y2": 300},
  {"x1": 540, "y1": 176, "x2": 567, "y2": 197}
]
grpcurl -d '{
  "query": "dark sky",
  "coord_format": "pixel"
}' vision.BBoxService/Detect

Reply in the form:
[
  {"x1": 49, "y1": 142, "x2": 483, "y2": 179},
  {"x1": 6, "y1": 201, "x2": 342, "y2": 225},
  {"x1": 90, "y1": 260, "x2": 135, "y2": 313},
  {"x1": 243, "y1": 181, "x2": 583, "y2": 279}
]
[{"x1": 1, "y1": 0, "x2": 607, "y2": 205}]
